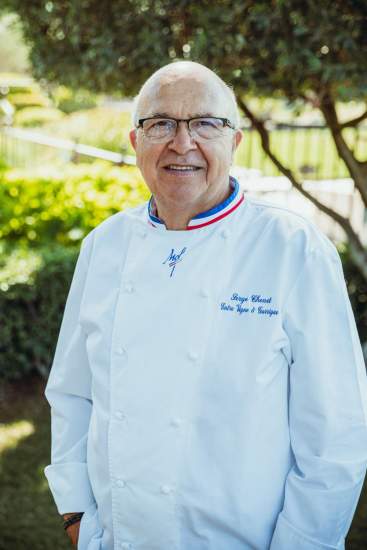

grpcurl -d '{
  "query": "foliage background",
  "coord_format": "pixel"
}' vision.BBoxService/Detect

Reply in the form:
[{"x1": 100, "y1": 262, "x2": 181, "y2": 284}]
[
  {"x1": 0, "y1": 162, "x2": 149, "y2": 381},
  {"x1": 0, "y1": 3, "x2": 366, "y2": 548}
]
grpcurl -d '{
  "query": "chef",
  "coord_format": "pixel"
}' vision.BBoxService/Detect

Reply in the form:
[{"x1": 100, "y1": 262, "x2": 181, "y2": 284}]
[{"x1": 44, "y1": 61, "x2": 367, "y2": 550}]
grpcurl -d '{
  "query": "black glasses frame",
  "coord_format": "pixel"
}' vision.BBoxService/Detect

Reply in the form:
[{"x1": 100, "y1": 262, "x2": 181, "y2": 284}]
[{"x1": 136, "y1": 116, "x2": 236, "y2": 131}]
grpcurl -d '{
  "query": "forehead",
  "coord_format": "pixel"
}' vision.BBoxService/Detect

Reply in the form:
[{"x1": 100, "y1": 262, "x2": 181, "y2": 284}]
[{"x1": 138, "y1": 75, "x2": 228, "y2": 118}]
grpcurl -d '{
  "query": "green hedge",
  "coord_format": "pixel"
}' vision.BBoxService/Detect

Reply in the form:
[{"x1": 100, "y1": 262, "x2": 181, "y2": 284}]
[
  {"x1": 0, "y1": 161, "x2": 149, "y2": 249},
  {"x1": 0, "y1": 245, "x2": 78, "y2": 380},
  {"x1": 0, "y1": 161, "x2": 149, "y2": 380},
  {"x1": 44, "y1": 107, "x2": 134, "y2": 154},
  {"x1": 51, "y1": 85, "x2": 99, "y2": 114},
  {"x1": 14, "y1": 106, "x2": 64, "y2": 127}
]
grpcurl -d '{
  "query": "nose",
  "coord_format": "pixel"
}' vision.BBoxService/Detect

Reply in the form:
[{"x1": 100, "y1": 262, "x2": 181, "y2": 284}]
[{"x1": 167, "y1": 121, "x2": 197, "y2": 154}]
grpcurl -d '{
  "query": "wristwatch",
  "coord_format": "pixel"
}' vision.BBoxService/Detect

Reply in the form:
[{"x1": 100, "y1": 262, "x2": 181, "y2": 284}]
[{"x1": 63, "y1": 512, "x2": 84, "y2": 530}]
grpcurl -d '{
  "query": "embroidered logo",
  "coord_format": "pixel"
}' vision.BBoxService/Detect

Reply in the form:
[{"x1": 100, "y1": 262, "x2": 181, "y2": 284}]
[
  {"x1": 220, "y1": 292, "x2": 279, "y2": 317},
  {"x1": 163, "y1": 247, "x2": 187, "y2": 277}
]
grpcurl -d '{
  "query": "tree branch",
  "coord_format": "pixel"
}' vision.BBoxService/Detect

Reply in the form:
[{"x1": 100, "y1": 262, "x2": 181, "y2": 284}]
[
  {"x1": 237, "y1": 96, "x2": 366, "y2": 262},
  {"x1": 340, "y1": 108, "x2": 367, "y2": 130},
  {"x1": 298, "y1": 92, "x2": 367, "y2": 130},
  {"x1": 319, "y1": 92, "x2": 367, "y2": 206}
]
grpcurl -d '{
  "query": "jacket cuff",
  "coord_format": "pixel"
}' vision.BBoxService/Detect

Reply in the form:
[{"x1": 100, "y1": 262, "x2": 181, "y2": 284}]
[
  {"x1": 44, "y1": 462, "x2": 95, "y2": 514},
  {"x1": 270, "y1": 514, "x2": 344, "y2": 550}
]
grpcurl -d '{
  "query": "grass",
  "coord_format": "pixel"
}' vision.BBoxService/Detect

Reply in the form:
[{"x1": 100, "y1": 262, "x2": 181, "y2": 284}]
[
  {"x1": 0, "y1": 376, "x2": 70, "y2": 550},
  {"x1": 0, "y1": 375, "x2": 366, "y2": 549}
]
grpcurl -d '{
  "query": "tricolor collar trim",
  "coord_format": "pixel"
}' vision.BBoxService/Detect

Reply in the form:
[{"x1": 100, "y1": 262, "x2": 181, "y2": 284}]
[{"x1": 148, "y1": 176, "x2": 244, "y2": 231}]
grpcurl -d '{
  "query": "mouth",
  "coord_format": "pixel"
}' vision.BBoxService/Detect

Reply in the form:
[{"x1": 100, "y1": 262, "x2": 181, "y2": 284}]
[{"x1": 163, "y1": 164, "x2": 204, "y2": 174}]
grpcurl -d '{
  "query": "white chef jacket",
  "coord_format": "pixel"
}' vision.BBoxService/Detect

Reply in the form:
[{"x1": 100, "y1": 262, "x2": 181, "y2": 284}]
[{"x1": 44, "y1": 177, "x2": 367, "y2": 550}]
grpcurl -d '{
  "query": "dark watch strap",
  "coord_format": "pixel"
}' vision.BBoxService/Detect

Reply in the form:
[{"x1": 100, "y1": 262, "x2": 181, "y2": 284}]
[{"x1": 63, "y1": 512, "x2": 84, "y2": 530}]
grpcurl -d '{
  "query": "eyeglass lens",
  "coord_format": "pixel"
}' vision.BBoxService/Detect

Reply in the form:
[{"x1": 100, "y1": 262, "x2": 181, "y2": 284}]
[{"x1": 142, "y1": 118, "x2": 227, "y2": 140}]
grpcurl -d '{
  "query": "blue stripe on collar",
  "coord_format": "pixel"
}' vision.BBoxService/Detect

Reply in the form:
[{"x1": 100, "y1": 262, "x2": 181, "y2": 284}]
[
  {"x1": 191, "y1": 177, "x2": 239, "y2": 220},
  {"x1": 148, "y1": 197, "x2": 164, "y2": 225},
  {"x1": 148, "y1": 176, "x2": 242, "y2": 230}
]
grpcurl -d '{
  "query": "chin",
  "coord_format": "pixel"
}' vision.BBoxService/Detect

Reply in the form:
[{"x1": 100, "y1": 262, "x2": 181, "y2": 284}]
[{"x1": 166, "y1": 183, "x2": 205, "y2": 203}]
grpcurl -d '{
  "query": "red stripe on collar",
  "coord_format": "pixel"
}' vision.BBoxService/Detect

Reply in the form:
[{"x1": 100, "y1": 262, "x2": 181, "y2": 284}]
[{"x1": 186, "y1": 193, "x2": 244, "y2": 230}]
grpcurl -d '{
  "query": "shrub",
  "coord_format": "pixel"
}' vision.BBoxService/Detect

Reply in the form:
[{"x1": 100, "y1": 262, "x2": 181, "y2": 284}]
[
  {"x1": 0, "y1": 71, "x2": 63, "y2": 130},
  {"x1": 13, "y1": 106, "x2": 64, "y2": 127},
  {"x1": 0, "y1": 161, "x2": 149, "y2": 380},
  {"x1": 0, "y1": 245, "x2": 79, "y2": 381},
  {"x1": 7, "y1": 91, "x2": 51, "y2": 109},
  {"x1": 0, "y1": 161, "x2": 149, "y2": 249},
  {"x1": 44, "y1": 107, "x2": 134, "y2": 154},
  {"x1": 51, "y1": 85, "x2": 99, "y2": 114}
]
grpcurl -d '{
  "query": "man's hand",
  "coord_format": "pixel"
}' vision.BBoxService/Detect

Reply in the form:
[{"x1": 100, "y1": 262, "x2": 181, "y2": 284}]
[{"x1": 63, "y1": 513, "x2": 82, "y2": 547}]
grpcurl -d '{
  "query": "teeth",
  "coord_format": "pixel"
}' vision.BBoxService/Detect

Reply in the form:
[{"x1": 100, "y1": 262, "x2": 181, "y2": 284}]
[{"x1": 167, "y1": 165, "x2": 198, "y2": 170}]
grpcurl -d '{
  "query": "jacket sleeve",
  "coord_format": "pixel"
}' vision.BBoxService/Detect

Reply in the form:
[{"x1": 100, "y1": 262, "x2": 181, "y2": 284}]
[
  {"x1": 270, "y1": 245, "x2": 367, "y2": 550},
  {"x1": 44, "y1": 233, "x2": 96, "y2": 514}
]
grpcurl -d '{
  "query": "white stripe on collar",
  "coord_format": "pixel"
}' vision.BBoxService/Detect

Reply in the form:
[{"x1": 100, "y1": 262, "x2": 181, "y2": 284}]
[{"x1": 148, "y1": 176, "x2": 244, "y2": 231}]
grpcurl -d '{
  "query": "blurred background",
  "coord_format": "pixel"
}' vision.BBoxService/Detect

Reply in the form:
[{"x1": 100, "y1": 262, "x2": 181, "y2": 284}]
[{"x1": 0, "y1": 2, "x2": 366, "y2": 548}]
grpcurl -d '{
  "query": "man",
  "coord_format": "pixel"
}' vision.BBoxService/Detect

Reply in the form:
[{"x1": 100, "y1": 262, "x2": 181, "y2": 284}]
[{"x1": 44, "y1": 61, "x2": 367, "y2": 550}]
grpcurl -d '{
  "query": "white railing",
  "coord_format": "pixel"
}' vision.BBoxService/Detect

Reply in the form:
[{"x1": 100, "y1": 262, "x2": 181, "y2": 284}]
[{"x1": 0, "y1": 126, "x2": 136, "y2": 165}]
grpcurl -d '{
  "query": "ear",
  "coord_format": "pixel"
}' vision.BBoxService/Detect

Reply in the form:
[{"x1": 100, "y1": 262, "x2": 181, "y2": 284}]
[
  {"x1": 232, "y1": 129, "x2": 242, "y2": 153},
  {"x1": 129, "y1": 128, "x2": 137, "y2": 151},
  {"x1": 230, "y1": 129, "x2": 242, "y2": 164}
]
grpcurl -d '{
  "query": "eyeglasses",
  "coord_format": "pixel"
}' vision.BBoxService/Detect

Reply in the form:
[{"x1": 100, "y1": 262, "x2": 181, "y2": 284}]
[{"x1": 136, "y1": 116, "x2": 236, "y2": 142}]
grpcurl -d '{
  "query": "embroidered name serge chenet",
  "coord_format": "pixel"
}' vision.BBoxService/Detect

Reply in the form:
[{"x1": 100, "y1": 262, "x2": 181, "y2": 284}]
[
  {"x1": 221, "y1": 292, "x2": 279, "y2": 317},
  {"x1": 163, "y1": 247, "x2": 187, "y2": 277}
]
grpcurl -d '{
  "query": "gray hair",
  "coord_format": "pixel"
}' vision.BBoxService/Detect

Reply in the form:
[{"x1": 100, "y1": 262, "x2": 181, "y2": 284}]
[{"x1": 131, "y1": 61, "x2": 240, "y2": 129}]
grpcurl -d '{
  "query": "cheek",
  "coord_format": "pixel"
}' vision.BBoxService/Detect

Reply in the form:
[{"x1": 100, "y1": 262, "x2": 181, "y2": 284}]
[
  {"x1": 203, "y1": 143, "x2": 232, "y2": 176},
  {"x1": 137, "y1": 145, "x2": 160, "y2": 172}
]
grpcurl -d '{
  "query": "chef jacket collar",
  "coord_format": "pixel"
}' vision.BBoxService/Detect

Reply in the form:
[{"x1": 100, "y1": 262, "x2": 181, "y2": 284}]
[{"x1": 148, "y1": 176, "x2": 244, "y2": 231}]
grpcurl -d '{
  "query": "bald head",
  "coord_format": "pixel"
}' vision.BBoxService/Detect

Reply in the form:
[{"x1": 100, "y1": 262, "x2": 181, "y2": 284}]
[{"x1": 132, "y1": 61, "x2": 240, "y2": 129}]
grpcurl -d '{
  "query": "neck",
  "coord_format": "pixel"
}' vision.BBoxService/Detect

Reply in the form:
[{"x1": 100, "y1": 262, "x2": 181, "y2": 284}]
[
  {"x1": 153, "y1": 182, "x2": 232, "y2": 231},
  {"x1": 157, "y1": 209, "x2": 191, "y2": 231}
]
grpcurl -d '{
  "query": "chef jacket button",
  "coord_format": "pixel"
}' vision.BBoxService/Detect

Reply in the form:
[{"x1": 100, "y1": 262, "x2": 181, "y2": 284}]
[
  {"x1": 116, "y1": 347, "x2": 127, "y2": 356},
  {"x1": 221, "y1": 228, "x2": 230, "y2": 239},
  {"x1": 200, "y1": 288, "x2": 209, "y2": 298},
  {"x1": 187, "y1": 351, "x2": 198, "y2": 362},
  {"x1": 138, "y1": 228, "x2": 147, "y2": 238},
  {"x1": 170, "y1": 417, "x2": 182, "y2": 428},
  {"x1": 123, "y1": 282, "x2": 134, "y2": 293},
  {"x1": 120, "y1": 543, "x2": 132, "y2": 549},
  {"x1": 115, "y1": 410, "x2": 126, "y2": 420},
  {"x1": 116, "y1": 478, "x2": 126, "y2": 488},
  {"x1": 160, "y1": 484, "x2": 174, "y2": 495}
]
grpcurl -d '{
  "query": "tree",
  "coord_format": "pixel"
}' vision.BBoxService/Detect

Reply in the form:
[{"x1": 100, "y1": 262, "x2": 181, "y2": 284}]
[{"x1": 2, "y1": 0, "x2": 367, "y2": 279}]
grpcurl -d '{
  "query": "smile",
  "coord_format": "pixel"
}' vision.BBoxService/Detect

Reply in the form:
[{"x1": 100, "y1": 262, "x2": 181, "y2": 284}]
[{"x1": 164, "y1": 164, "x2": 202, "y2": 172}]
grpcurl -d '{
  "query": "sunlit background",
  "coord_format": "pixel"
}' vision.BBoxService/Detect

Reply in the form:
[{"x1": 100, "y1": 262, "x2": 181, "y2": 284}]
[{"x1": 0, "y1": 3, "x2": 366, "y2": 548}]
